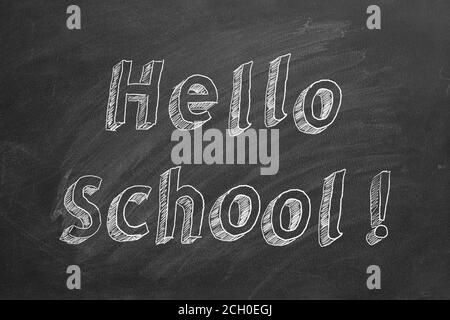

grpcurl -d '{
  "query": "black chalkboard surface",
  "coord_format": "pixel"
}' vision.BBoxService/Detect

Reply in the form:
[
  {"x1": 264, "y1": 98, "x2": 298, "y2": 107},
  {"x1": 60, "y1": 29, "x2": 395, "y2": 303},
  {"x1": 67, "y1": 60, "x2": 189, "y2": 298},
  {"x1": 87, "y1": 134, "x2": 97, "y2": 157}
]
[{"x1": 0, "y1": 0, "x2": 449, "y2": 300}]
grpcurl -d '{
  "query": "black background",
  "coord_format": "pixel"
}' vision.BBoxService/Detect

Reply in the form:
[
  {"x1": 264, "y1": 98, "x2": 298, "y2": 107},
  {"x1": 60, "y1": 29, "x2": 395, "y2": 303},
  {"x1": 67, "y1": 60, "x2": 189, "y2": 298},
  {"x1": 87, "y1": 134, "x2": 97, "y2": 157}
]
[{"x1": 0, "y1": 0, "x2": 449, "y2": 299}]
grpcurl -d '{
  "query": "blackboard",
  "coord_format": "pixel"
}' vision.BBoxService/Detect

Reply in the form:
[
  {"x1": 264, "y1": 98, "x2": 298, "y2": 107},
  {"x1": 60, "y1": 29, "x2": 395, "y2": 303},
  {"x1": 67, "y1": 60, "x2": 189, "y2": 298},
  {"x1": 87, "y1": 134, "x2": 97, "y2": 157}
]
[{"x1": 0, "y1": 0, "x2": 449, "y2": 300}]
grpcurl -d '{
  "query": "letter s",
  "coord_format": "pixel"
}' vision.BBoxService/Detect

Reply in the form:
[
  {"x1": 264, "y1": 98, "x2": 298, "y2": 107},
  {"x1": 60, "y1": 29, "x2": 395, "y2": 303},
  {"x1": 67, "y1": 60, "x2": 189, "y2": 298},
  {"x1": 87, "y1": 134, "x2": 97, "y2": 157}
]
[{"x1": 60, "y1": 175, "x2": 102, "y2": 244}]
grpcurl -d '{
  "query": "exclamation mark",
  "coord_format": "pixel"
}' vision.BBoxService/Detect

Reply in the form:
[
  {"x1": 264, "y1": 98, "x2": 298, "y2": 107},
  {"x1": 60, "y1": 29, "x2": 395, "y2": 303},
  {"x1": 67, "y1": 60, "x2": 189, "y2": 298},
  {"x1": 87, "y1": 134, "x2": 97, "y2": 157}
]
[{"x1": 366, "y1": 171, "x2": 391, "y2": 245}]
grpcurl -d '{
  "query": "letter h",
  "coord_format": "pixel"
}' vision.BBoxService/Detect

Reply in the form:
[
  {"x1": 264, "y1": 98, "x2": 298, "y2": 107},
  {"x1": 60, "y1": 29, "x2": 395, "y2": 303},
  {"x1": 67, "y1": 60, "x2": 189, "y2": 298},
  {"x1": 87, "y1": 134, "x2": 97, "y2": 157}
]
[
  {"x1": 156, "y1": 167, "x2": 205, "y2": 244},
  {"x1": 106, "y1": 60, "x2": 164, "y2": 131}
]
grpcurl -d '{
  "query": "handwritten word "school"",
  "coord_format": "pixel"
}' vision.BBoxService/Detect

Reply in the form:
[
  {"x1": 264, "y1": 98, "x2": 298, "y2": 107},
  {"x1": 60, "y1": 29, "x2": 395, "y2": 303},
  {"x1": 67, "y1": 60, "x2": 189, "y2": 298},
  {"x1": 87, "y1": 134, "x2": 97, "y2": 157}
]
[{"x1": 59, "y1": 167, "x2": 390, "y2": 246}]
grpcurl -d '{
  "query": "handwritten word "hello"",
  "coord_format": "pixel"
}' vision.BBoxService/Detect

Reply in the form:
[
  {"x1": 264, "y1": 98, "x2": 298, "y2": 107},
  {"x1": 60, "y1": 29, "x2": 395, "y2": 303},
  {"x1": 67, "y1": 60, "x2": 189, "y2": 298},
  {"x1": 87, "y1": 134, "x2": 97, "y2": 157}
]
[{"x1": 105, "y1": 54, "x2": 342, "y2": 136}]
